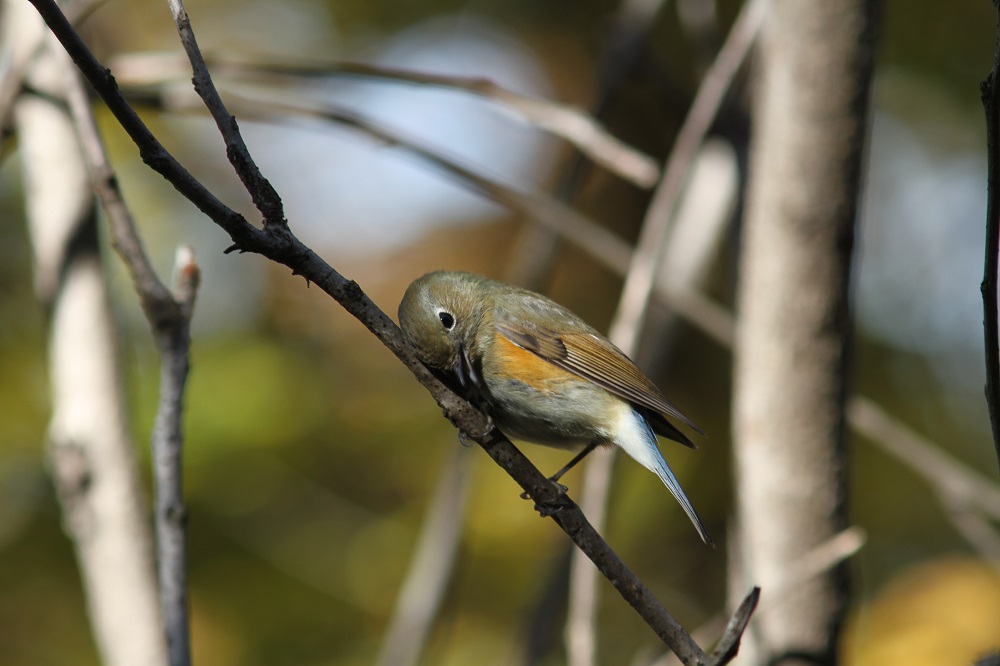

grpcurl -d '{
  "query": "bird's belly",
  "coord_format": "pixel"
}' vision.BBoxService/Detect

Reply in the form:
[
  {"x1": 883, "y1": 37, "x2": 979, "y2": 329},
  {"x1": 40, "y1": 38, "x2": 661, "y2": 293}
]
[{"x1": 481, "y1": 373, "x2": 615, "y2": 449}]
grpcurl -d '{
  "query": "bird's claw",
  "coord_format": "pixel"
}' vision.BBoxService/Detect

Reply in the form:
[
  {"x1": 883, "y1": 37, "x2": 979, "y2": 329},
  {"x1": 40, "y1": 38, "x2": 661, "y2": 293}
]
[
  {"x1": 458, "y1": 417, "x2": 495, "y2": 448},
  {"x1": 519, "y1": 479, "x2": 568, "y2": 501},
  {"x1": 534, "y1": 501, "x2": 567, "y2": 517}
]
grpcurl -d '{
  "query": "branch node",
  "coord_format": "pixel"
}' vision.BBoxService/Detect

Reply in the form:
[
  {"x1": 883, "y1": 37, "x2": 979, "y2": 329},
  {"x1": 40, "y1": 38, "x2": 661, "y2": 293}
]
[
  {"x1": 708, "y1": 587, "x2": 761, "y2": 665},
  {"x1": 171, "y1": 244, "x2": 200, "y2": 316}
]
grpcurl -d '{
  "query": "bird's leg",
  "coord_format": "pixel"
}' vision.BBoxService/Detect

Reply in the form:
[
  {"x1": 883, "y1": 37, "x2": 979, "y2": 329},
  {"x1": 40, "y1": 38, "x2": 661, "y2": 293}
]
[
  {"x1": 549, "y1": 441, "x2": 601, "y2": 484},
  {"x1": 519, "y1": 441, "x2": 601, "y2": 500}
]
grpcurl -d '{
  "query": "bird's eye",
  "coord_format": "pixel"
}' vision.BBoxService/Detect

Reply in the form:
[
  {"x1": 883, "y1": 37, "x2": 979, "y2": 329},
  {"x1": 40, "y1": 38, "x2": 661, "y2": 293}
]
[{"x1": 438, "y1": 311, "x2": 455, "y2": 330}]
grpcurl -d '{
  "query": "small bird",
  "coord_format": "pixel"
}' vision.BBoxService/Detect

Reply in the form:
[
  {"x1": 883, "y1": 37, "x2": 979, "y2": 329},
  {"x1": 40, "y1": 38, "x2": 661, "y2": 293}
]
[{"x1": 398, "y1": 270, "x2": 712, "y2": 546}]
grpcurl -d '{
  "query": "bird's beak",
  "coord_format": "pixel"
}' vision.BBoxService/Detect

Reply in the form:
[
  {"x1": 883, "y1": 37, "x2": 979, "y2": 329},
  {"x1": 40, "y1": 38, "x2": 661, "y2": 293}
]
[
  {"x1": 453, "y1": 344, "x2": 480, "y2": 390},
  {"x1": 453, "y1": 344, "x2": 469, "y2": 388}
]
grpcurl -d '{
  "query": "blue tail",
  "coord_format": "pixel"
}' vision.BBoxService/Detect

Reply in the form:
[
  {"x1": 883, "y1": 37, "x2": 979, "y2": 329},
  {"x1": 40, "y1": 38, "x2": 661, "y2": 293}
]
[{"x1": 627, "y1": 411, "x2": 714, "y2": 547}]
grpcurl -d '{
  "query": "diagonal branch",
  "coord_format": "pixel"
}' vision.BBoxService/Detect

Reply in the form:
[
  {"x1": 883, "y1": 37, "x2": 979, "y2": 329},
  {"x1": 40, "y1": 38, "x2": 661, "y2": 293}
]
[
  {"x1": 116, "y1": 82, "x2": 635, "y2": 274},
  {"x1": 612, "y1": 0, "x2": 765, "y2": 342},
  {"x1": 24, "y1": 0, "x2": 253, "y2": 243},
  {"x1": 107, "y1": 50, "x2": 660, "y2": 188},
  {"x1": 26, "y1": 0, "x2": 757, "y2": 662},
  {"x1": 568, "y1": 3, "x2": 765, "y2": 661}
]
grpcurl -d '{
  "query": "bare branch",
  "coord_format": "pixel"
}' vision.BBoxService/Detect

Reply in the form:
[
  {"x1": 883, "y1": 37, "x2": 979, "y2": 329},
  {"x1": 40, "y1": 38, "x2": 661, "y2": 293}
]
[
  {"x1": 26, "y1": 0, "x2": 755, "y2": 661},
  {"x1": 164, "y1": 0, "x2": 284, "y2": 227},
  {"x1": 24, "y1": 0, "x2": 254, "y2": 242},
  {"x1": 565, "y1": 446, "x2": 616, "y2": 666},
  {"x1": 847, "y1": 399, "x2": 1000, "y2": 520},
  {"x1": 981, "y1": 3, "x2": 1000, "y2": 471},
  {"x1": 61, "y1": 58, "x2": 173, "y2": 316},
  {"x1": 119, "y1": 82, "x2": 635, "y2": 280},
  {"x1": 377, "y1": 446, "x2": 474, "y2": 666},
  {"x1": 944, "y1": 504, "x2": 1000, "y2": 567},
  {"x1": 108, "y1": 50, "x2": 661, "y2": 188},
  {"x1": 62, "y1": 44, "x2": 197, "y2": 666},
  {"x1": 506, "y1": 0, "x2": 673, "y2": 290},
  {"x1": 567, "y1": 0, "x2": 764, "y2": 658},
  {"x1": 150, "y1": 245, "x2": 198, "y2": 666},
  {"x1": 707, "y1": 587, "x2": 760, "y2": 665},
  {"x1": 117, "y1": 4, "x2": 1000, "y2": 577},
  {"x1": 611, "y1": 0, "x2": 765, "y2": 342}
]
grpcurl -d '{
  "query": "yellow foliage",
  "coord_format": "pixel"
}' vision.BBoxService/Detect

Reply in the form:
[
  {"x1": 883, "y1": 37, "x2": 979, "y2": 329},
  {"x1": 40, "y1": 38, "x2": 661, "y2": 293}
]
[{"x1": 844, "y1": 556, "x2": 1000, "y2": 666}]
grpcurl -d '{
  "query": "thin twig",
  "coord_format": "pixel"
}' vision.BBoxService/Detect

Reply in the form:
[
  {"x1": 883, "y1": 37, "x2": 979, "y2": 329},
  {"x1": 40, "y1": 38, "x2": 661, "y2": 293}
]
[
  {"x1": 376, "y1": 445, "x2": 474, "y2": 666},
  {"x1": 62, "y1": 54, "x2": 197, "y2": 666},
  {"x1": 26, "y1": 0, "x2": 252, "y2": 241},
  {"x1": 612, "y1": 0, "x2": 765, "y2": 343},
  {"x1": 568, "y1": 5, "x2": 764, "y2": 662},
  {"x1": 518, "y1": 0, "x2": 677, "y2": 652},
  {"x1": 121, "y1": 83, "x2": 636, "y2": 278},
  {"x1": 847, "y1": 398, "x2": 1000, "y2": 520},
  {"x1": 164, "y1": 0, "x2": 284, "y2": 227},
  {"x1": 565, "y1": 446, "x2": 615, "y2": 666},
  {"x1": 944, "y1": 503, "x2": 1000, "y2": 568},
  {"x1": 62, "y1": 64, "x2": 173, "y2": 316},
  {"x1": 707, "y1": 587, "x2": 760, "y2": 665},
  {"x1": 108, "y1": 50, "x2": 661, "y2": 189},
  {"x1": 981, "y1": 3, "x2": 1000, "y2": 472},
  {"x1": 153, "y1": 246, "x2": 197, "y2": 666},
  {"x1": 507, "y1": 0, "x2": 673, "y2": 291},
  {"x1": 28, "y1": 0, "x2": 757, "y2": 660}
]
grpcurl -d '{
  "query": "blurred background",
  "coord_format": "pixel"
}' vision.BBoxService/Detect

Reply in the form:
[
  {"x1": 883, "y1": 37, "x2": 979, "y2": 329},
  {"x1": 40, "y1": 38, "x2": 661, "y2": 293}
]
[{"x1": 1, "y1": 0, "x2": 998, "y2": 664}]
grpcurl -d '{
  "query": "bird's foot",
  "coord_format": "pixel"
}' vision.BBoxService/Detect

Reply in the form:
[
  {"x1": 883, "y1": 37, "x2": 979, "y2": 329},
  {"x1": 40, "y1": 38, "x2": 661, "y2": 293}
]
[
  {"x1": 533, "y1": 500, "x2": 568, "y2": 517},
  {"x1": 519, "y1": 478, "x2": 568, "y2": 501},
  {"x1": 458, "y1": 417, "x2": 495, "y2": 447}
]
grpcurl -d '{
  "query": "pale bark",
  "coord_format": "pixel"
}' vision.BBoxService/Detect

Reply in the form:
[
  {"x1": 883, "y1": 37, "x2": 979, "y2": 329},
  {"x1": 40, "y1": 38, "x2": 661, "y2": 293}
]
[
  {"x1": 729, "y1": 1, "x2": 878, "y2": 664},
  {"x1": 9, "y1": 1, "x2": 168, "y2": 663},
  {"x1": 376, "y1": 445, "x2": 474, "y2": 666}
]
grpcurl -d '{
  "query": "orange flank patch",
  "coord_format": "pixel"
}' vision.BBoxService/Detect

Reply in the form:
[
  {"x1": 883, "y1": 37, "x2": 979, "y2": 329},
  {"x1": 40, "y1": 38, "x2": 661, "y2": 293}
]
[{"x1": 493, "y1": 333, "x2": 572, "y2": 392}]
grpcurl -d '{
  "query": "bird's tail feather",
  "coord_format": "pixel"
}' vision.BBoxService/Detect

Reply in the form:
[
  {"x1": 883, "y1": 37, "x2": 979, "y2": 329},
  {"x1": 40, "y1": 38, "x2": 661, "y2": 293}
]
[
  {"x1": 625, "y1": 412, "x2": 714, "y2": 547},
  {"x1": 652, "y1": 454, "x2": 714, "y2": 547}
]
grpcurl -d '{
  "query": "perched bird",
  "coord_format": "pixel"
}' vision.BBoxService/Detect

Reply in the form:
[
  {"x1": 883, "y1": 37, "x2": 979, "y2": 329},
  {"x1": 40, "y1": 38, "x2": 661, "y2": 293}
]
[{"x1": 398, "y1": 270, "x2": 712, "y2": 546}]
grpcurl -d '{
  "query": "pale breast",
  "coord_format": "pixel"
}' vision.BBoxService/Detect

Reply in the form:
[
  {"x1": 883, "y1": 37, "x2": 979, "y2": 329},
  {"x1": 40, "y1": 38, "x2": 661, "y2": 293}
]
[{"x1": 479, "y1": 332, "x2": 621, "y2": 448}]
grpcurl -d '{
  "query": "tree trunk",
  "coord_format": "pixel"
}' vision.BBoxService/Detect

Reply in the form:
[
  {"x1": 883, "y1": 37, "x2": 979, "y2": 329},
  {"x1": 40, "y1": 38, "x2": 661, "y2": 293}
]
[
  {"x1": 9, "y1": 1, "x2": 169, "y2": 663},
  {"x1": 729, "y1": 1, "x2": 878, "y2": 664}
]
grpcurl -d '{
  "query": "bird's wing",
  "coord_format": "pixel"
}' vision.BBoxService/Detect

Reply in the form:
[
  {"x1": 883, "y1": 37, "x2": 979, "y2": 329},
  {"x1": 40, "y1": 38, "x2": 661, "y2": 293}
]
[{"x1": 494, "y1": 320, "x2": 703, "y2": 443}]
